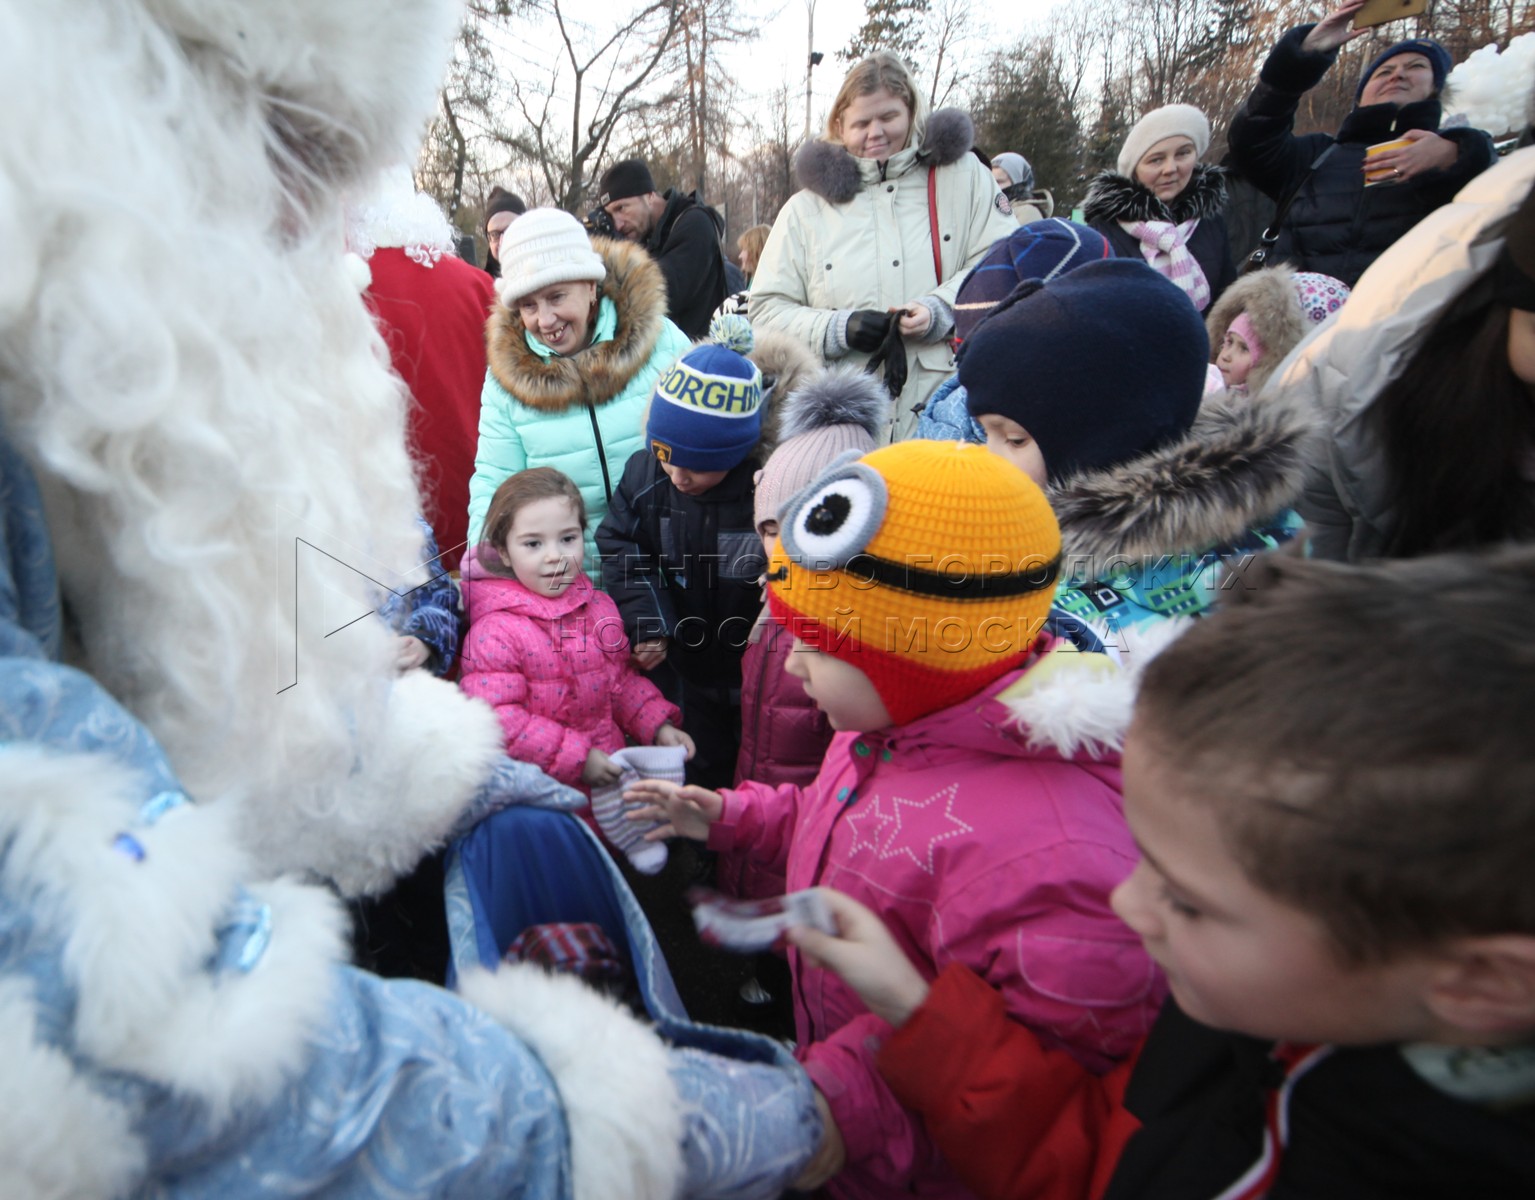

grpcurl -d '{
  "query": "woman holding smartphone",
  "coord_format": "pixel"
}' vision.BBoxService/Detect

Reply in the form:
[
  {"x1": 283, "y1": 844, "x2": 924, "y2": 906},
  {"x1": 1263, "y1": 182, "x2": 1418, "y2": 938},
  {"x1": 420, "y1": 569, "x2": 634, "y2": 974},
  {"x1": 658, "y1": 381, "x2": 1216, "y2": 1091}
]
[{"x1": 1227, "y1": 0, "x2": 1494, "y2": 287}]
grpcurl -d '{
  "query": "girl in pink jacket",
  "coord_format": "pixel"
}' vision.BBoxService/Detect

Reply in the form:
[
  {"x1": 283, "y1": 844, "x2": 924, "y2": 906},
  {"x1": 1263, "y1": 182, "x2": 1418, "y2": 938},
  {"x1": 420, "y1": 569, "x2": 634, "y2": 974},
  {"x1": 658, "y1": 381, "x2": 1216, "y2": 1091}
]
[
  {"x1": 460, "y1": 467, "x2": 693, "y2": 870},
  {"x1": 629, "y1": 442, "x2": 1165, "y2": 1199}
]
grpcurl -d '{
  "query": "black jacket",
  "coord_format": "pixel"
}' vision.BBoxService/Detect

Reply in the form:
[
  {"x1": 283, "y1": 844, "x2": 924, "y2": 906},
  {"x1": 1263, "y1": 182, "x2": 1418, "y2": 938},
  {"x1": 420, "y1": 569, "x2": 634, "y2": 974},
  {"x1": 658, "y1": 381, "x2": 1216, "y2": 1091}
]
[
  {"x1": 1105, "y1": 1002, "x2": 1535, "y2": 1199},
  {"x1": 595, "y1": 450, "x2": 763, "y2": 690},
  {"x1": 646, "y1": 189, "x2": 728, "y2": 339},
  {"x1": 1228, "y1": 24, "x2": 1496, "y2": 287},
  {"x1": 1082, "y1": 165, "x2": 1236, "y2": 314}
]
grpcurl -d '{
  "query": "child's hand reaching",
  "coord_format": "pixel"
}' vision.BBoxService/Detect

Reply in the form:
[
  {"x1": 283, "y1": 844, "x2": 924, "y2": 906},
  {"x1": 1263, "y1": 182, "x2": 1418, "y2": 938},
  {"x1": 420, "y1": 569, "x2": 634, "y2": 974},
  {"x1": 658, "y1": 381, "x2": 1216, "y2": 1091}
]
[
  {"x1": 653, "y1": 723, "x2": 696, "y2": 759},
  {"x1": 631, "y1": 638, "x2": 668, "y2": 670},
  {"x1": 791, "y1": 1089, "x2": 847, "y2": 1191},
  {"x1": 581, "y1": 747, "x2": 623, "y2": 787},
  {"x1": 395, "y1": 635, "x2": 431, "y2": 672},
  {"x1": 789, "y1": 888, "x2": 931, "y2": 1028},
  {"x1": 624, "y1": 779, "x2": 721, "y2": 842}
]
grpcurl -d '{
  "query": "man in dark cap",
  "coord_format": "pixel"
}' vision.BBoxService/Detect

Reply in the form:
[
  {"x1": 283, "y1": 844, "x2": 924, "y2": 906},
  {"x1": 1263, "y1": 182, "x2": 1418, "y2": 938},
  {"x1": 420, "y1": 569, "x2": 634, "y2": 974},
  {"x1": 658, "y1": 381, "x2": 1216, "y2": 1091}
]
[
  {"x1": 482, "y1": 187, "x2": 526, "y2": 279},
  {"x1": 599, "y1": 158, "x2": 727, "y2": 338}
]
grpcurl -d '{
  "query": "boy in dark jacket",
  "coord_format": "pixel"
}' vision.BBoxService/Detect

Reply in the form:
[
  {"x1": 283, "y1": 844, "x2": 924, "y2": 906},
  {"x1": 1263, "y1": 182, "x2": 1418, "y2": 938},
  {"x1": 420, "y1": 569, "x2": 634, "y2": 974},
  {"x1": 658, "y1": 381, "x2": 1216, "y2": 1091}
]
[
  {"x1": 792, "y1": 548, "x2": 1535, "y2": 1199},
  {"x1": 597, "y1": 327, "x2": 766, "y2": 788}
]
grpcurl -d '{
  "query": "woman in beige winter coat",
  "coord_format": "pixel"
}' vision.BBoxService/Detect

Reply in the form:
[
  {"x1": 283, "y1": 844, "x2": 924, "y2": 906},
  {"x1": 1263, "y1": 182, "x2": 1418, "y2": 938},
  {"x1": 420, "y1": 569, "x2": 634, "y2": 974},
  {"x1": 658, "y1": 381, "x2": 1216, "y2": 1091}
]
[{"x1": 749, "y1": 52, "x2": 1015, "y2": 442}]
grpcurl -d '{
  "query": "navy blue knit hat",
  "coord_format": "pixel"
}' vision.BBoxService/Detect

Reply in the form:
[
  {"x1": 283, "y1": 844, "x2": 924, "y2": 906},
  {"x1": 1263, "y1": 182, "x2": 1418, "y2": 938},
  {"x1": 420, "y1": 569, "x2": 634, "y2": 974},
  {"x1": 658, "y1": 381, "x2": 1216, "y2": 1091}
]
[
  {"x1": 961, "y1": 259, "x2": 1208, "y2": 483},
  {"x1": 953, "y1": 219, "x2": 1115, "y2": 342},
  {"x1": 1356, "y1": 38, "x2": 1451, "y2": 102},
  {"x1": 648, "y1": 324, "x2": 763, "y2": 471}
]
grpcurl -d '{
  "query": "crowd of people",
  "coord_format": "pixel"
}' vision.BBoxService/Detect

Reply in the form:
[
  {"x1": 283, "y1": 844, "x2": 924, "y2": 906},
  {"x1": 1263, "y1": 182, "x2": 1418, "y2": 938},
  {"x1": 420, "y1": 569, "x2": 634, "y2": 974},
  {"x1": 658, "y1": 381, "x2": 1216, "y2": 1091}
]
[{"x1": 6, "y1": 0, "x2": 1534, "y2": 1196}]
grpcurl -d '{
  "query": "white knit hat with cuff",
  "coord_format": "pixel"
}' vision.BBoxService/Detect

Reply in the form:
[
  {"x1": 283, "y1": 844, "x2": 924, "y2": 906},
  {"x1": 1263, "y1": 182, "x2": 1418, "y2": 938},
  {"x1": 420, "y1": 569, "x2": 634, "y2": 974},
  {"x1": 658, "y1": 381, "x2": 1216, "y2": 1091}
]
[
  {"x1": 495, "y1": 207, "x2": 606, "y2": 306},
  {"x1": 1117, "y1": 104, "x2": 1211, "y2": 178}
]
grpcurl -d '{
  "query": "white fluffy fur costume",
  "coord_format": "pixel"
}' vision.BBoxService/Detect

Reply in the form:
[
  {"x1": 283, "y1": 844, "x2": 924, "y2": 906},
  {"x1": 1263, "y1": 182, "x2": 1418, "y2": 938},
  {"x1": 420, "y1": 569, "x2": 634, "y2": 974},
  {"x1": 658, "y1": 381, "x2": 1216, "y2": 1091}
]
[
  {"x1": 0, "y1": 3, "x2": 822, "y2": 1197},
  {"x1": 0, "y1": 0, "x2": 517, "y2": 896}
]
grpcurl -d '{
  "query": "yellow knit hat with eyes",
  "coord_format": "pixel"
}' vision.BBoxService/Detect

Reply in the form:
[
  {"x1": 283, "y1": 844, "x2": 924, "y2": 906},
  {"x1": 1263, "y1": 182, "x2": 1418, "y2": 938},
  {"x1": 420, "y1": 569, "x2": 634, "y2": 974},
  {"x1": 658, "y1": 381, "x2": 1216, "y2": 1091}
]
[{"x1": 767, "y1": 440, "x2": 1062, "y2": 725}]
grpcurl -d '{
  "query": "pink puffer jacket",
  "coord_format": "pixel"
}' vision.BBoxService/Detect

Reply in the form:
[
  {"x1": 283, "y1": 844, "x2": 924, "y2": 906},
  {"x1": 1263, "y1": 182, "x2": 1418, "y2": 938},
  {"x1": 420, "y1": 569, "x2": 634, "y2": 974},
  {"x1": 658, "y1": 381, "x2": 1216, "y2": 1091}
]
[
  {"x1": 710, "y1": 645, "x2": 1165, "y2": 1200},
  {"x1": 459, "y1": 562, "x2": 679, "y2": 787}
]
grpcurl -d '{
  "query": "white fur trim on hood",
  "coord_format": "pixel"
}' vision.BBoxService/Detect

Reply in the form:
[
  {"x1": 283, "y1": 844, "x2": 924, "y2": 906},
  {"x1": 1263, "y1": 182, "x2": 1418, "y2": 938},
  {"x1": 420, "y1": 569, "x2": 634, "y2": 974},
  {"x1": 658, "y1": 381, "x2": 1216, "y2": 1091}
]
[
  {"x1": 458, "y1": 966, "x2": 685, "y2": 1200},
  {"x1": 345, "y1": 165, "x2": 457, "y2": 264},
  {"x1": 998, "y1": 644, "x2": 1133, "y2": 757},
  {"x1": 235, "y1": 670, "x2": 509, "y2": 898},
  {"x1": 0, "y1": 978, "x2": 146, "y2": 1200},
  {"x1": 0, "y1": 747, "x2": 348, "y2": 1122}
]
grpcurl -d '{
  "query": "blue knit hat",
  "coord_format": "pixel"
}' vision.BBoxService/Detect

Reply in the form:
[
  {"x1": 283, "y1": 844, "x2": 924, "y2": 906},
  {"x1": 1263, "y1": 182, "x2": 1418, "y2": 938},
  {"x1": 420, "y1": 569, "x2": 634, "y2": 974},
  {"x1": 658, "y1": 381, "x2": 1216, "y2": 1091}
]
[
  {"x1": 648, "y1": 320, "x2": 763, "y2": 470},
  {"x1": 953, "y1": 220, "x2": 1115, "y2": 342},
  {"x1": 961, "y1": 259, "x2": 1208, "y2": 483},
  {"x1": 1356, "y1": 38, "x2": 1451, "y2": 102}
]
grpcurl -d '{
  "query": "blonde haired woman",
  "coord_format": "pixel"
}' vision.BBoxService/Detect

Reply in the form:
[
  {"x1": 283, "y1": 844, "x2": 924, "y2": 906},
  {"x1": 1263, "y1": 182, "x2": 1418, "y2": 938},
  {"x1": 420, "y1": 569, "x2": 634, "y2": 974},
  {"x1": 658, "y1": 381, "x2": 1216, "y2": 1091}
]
[
  {"x1": 750, "y1": 52, "x2": 1014, "y2": 442},
  {"x1": 737, "y1": 223, "x2": 772, "y2": 285}
]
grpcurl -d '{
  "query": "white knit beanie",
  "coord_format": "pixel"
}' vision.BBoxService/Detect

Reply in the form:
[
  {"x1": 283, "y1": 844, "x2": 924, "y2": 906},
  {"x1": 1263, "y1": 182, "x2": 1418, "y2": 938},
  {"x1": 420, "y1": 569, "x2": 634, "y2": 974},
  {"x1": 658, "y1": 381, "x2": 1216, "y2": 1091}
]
[
  {"x1": 1117, "y1": 104, "x2": 1210, "y2": 178},
  {"x1": 495, "y1": 207, "x2": 606, "y2": 306}
]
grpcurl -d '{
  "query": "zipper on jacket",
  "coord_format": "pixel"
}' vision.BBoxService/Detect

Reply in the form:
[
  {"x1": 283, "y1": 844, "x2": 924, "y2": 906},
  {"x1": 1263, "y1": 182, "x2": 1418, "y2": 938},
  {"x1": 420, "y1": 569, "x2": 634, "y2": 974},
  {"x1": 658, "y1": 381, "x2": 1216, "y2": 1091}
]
[
  {"x1": 586, "y1": 402, "x2": 613, "y2": 506},
  {"x1": 795, "y1": 756, "x2": 875, "y2": 1029}
]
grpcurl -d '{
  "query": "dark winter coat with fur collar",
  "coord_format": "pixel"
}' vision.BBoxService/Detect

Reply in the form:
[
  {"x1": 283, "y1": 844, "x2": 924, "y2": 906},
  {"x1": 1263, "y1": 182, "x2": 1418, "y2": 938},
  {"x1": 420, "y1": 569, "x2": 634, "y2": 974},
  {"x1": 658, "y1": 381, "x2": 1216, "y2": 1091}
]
[
  {"x1": 748, "y1": 108, "x2": 1016, "y2": 439},
  {"x1": 1228, "y1": 24, "x2": 1496, "y2": 288},
  {"x1": 1048, "y1": 379, "x2": 1314, "y2": 657},
  {"x1": 466, "y1": 237, "x2": 692, "y2": 566},
  {"x1": 1083, "y1": 165, "x2": 1237, "y2": 314}
]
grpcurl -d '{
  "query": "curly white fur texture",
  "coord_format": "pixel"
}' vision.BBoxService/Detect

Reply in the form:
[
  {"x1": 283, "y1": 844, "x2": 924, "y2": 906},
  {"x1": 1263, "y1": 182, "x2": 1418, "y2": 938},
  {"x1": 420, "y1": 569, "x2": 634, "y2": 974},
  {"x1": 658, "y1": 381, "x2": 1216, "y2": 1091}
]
[
  {"x1": 459, "y1": 967, "x2": 686, "y2": 1200},
  {"x1": 0, "y1": 1, "x2": 500, "y2": 891}
]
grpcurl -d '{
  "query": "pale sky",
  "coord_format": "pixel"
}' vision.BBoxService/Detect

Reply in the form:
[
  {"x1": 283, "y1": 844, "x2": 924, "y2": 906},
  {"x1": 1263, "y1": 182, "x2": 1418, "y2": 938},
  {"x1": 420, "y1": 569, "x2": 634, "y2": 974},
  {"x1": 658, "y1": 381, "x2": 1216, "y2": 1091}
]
[
  {"x1": 730, "y1": 0, "x2": 1064, "y2": 135},
  {"x1": 473, "y1": 0, "x2": 1066, "y2": 199}
]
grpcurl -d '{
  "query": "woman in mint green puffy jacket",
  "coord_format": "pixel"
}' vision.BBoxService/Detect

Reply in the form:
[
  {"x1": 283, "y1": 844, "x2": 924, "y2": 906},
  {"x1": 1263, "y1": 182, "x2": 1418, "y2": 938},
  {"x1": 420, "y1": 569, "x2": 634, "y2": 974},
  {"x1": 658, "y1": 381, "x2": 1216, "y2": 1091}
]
[{"x1": 466, "y1": 209, "x2": 692, "y2": 571}]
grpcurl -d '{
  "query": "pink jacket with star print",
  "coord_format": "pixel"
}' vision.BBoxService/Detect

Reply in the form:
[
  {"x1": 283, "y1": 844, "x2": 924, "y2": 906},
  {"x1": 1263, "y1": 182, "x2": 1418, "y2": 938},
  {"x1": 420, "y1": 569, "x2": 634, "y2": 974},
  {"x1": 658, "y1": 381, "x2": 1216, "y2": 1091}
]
[
  {"x1": 709, "y1": 644, "x2": 1165, "y2": 1200},
  {"x1": 459, "y1": 560, "x2": 679, "y2": 787}
]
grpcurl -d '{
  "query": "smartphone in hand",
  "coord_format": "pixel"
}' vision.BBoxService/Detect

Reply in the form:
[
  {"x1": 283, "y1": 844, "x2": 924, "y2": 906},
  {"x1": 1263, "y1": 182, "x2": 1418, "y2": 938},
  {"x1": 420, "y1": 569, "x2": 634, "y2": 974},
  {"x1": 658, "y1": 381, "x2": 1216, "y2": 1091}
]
[{"x1": 1352, "y1": 0, "x2": 1429, "y2": 30}]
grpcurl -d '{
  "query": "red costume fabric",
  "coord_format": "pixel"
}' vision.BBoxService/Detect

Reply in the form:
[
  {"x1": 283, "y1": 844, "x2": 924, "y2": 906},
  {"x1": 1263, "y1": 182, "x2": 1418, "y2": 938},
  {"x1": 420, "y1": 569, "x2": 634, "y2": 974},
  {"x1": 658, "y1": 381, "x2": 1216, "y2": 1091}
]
[{"x1": 365, "y1": 246, "x2": 495, "y2": 563}]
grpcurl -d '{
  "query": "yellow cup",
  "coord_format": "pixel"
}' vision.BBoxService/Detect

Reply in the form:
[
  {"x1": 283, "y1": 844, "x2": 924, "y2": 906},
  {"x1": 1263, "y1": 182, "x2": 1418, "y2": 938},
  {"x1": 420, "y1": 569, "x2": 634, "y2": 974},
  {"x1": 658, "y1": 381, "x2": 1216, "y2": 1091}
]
[{"x1": 1363, "y1": 138, "x2": 1413, "y2": 186}]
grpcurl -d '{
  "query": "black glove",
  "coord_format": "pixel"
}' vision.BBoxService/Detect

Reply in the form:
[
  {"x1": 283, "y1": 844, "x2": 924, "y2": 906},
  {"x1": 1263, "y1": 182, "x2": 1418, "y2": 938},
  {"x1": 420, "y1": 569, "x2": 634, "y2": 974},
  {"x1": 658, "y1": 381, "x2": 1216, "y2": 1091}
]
[
  {"x1": 863, "y1": 320, "x2": 908, "y2": 398},
  {"x1": 845, "y1": 309, "x2": 893, "y2": 353}
]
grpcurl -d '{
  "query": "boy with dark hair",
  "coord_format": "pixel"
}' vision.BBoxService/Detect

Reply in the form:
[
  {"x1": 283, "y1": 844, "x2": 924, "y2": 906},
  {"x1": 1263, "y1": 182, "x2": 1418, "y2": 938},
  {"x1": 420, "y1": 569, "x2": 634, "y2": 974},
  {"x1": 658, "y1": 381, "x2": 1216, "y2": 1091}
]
[{"x1": 794, "y1": 548, "x2": 1535, "y2": 1198}]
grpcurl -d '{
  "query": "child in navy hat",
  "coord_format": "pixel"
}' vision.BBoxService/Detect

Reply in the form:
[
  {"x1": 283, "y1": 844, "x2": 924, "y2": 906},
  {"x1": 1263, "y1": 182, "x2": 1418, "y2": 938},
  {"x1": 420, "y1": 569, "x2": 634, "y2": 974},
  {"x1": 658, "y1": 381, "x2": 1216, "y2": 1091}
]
[
  {"x1": 596, "y1": 315, "x2": 770, "y2": 790},
  {"x1": 961, "y1": 257, "x2": 1311, "y2": 659},
  {"x1": 917, "y1": 219, "x2": 1115, "y2": 442}
]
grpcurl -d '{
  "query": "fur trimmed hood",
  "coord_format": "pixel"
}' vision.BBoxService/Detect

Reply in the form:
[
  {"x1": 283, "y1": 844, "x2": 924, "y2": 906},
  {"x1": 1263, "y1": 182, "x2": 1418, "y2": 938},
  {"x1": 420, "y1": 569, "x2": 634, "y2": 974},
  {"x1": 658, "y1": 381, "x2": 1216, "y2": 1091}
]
[
  {"x1": 1049, "y1": 381, "x2": 1316, "y2": 581},
  {"x1": 486, "y1": 236, "x2": 671, "y2": 413},
  {"x1": 1204, "y1": 266, "x2": 1311, "y2": 398},
  {"x1": 750, "y1": 328, "x2": 819, "y2": 450},
  {"x1": 1083, "y1": 163, "x2": 1228, "y2": 226},
  {"x1": 794, "y1": 108, "x2": 976, "y2": 204}
]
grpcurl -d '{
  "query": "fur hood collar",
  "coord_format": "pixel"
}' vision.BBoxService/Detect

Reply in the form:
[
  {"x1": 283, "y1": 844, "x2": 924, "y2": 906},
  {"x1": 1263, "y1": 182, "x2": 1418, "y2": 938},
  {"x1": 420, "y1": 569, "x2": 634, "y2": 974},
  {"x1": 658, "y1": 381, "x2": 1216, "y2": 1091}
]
[
  {"x1": 1337, "y1": 96, "x2": 1443, "y2": 145},
  {"x1": 884, "y1": 643, "x2": 1131, "y2": 763},
  {"x1": 1083, "y1": 163, "x2": 1228, "y2": 226},
  {"x1": 1204, "y1": 266, "x2": 1310, "y2": 398},
  {"x1": 1049, "y1": 383, "x2": 1315, "y2": 581},
  {"x1": 486, "y1": 236, "x2": 669, "y2": 413},
  {"x1": 794, "y1": 108, "x2": 975, "y2": 204}
]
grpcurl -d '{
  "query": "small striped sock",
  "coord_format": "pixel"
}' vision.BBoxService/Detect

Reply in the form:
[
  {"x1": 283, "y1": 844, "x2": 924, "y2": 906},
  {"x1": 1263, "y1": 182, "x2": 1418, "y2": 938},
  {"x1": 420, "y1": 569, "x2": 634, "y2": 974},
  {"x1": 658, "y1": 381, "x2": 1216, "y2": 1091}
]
[{"x1": 589, "y1": 745, "x2": 687, "y2": 875}]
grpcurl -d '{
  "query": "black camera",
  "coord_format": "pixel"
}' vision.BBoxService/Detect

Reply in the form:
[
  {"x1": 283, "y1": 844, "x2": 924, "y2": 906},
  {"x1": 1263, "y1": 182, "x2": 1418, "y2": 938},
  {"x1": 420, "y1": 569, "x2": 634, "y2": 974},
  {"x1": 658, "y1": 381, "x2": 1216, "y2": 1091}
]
[{"x1": 584, "y1": 206, "x2": 616, "y2": 238}]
